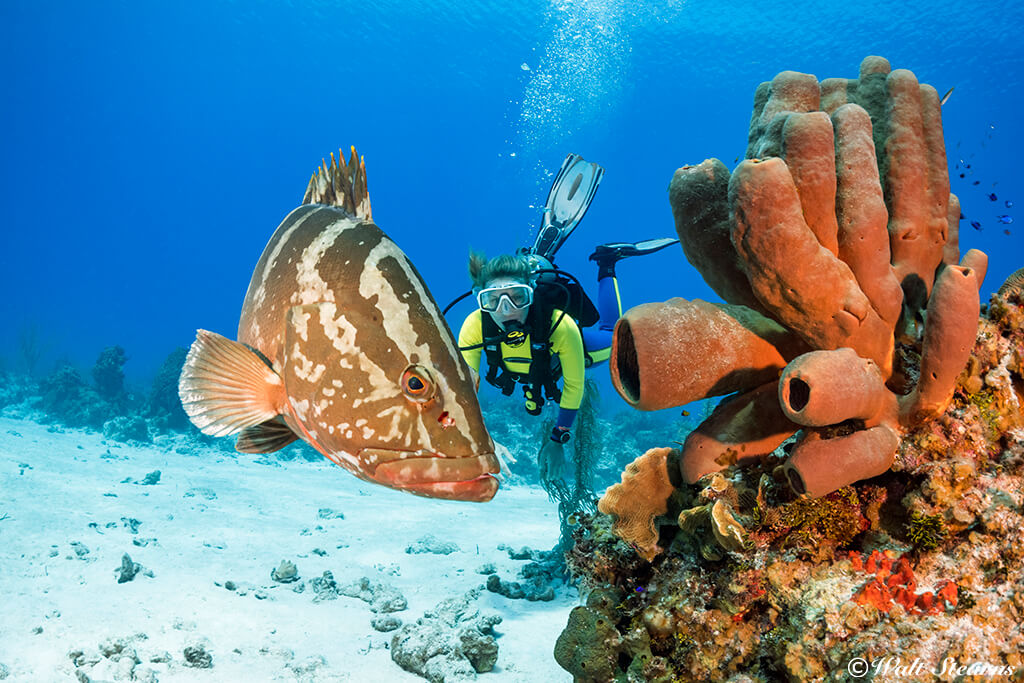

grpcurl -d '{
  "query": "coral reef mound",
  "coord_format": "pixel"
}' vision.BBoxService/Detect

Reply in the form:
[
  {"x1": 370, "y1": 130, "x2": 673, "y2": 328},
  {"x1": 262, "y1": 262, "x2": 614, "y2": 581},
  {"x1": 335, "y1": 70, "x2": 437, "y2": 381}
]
[
  {"x1": 561, "y1": 282, "x2": 1023, "y2": 680},
  {"x1": 568, "y1": 56, "x2": 1024, "y2": 681}
]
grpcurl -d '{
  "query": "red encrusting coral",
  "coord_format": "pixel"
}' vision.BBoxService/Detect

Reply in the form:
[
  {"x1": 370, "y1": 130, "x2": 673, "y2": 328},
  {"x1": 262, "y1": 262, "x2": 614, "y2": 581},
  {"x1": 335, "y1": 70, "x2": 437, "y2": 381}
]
[{"x1": 848, "y1": 550, "x2": 956, "y2": 615}]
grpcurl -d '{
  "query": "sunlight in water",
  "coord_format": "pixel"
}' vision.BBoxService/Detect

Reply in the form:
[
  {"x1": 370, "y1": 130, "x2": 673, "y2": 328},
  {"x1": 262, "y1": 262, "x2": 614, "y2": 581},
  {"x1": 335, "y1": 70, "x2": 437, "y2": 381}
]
[
  {"x1": 512, "y1": 0, "x2": 631, "y2": 201},
  {"x1": 518, "y1": 1, "x2": 629, "y2": 138},
  {"x1": 510, "y1": 0, "x2": 688, "y2": 218}
]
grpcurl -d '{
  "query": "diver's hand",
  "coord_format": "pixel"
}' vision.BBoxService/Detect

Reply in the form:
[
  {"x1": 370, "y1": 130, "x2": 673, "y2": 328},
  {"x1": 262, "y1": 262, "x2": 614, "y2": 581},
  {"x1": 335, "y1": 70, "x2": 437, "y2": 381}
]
[{"x1": 538, "y1": 439, "x2": 566, "y2": 483}]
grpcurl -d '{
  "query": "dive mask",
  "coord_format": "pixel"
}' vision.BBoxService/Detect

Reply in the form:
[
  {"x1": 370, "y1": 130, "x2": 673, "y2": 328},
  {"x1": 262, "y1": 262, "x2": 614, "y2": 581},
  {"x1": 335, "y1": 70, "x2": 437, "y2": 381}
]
[{"x1": 476, "y1": 283, "x2": 534, "y2": 312}]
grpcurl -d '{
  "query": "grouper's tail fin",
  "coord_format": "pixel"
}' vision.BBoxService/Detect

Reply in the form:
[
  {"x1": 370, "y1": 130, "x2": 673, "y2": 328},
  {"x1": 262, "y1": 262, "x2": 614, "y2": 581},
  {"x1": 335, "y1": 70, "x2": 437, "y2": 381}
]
[{"x1": 302, "y1": 146, "x2": 373, "y2": 221}]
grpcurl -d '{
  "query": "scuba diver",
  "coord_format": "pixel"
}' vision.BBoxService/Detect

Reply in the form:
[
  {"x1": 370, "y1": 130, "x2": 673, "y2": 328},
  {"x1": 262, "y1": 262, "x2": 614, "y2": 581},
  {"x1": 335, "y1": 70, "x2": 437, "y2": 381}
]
[{"x1": 451, "y1": 154, "x2": 678, "y2": 482}]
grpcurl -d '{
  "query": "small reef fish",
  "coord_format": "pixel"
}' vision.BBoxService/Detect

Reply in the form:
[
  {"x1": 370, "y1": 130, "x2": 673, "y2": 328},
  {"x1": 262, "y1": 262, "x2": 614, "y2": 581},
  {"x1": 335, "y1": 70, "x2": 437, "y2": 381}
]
[
  {"x1": 940, "y1": 86, "x2": 954, "y2": 106},
  {"x1": 998, "y1": 215, "x2": 1014, "y2": 224},
  {"x1": 989, "y1": 193, "x2": 998, "y2": 201},
  {"x1": 178, "y1": 149, "x2": 499, "y2": 502}
]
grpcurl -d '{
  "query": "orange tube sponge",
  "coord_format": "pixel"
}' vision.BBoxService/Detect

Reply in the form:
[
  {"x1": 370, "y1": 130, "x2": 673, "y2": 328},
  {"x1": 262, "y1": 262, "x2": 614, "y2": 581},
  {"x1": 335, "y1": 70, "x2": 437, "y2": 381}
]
[
  {"x1": 747, "y1": 70, "x2": 820, "y2": 158},
  {"x1": 730, "y1": 157, "x2": 894, "y2": 374},
  {"x1": 611, "y1": 298, "x2": 806, "y2": 410},
  {"x1": 781, "y1": 112, "x2": 839, "y2": 255},
  {"x1": 668, "y1": 159, "x2": 764, "y2": 312},
  {"x1": 606, "y1": 56, "x2": 990, "y2": 500},
  {"x1": 884, "y1": 70, "x2": 944, "y2": 298},
  {"x1": 847, "y1": 56, "x2": 891, "y2": 148},
  {"x1": 900, "y1": 265, "x2": 980, "y2": 424},
  {"x1": 832, "y1": 103, "x2": 904, "y2": 330},
  {"x1": 943, "y1": 193, "x2": 961, "y2": 266},
  {"x1": 778, "y1": 348, "x2": 887, "y2": 427},
  {"x1": 960, "y1": 249, "x2": 988, "y2": 292},
  {"x1": 819, "y1": 77, "x2": 850, "y2": 114},
  {"x1": 598, "y1": 447, "x2": 680, "y2": 562},
  {"x1": 680, "y1": 383, "x2": 797, "y2": 484},
  {"x1": 920, "y1": 83, "x2": 952, "y2": 262},
  {"x1": 784, "y1": 424, "x2": 900, "y2": 497}
]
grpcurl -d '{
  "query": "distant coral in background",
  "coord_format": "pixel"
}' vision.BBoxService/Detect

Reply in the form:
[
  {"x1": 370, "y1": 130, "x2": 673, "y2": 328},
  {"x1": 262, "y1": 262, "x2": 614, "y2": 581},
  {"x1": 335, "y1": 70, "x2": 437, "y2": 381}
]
[
  {"x1": 0, "y1": 341, "x2": 220, "y2": 448},
  {"x1": 17, "y1": 321, "x2": 45, "y2": 377},
  {"x1": 147, "y1": 347, "x2": 189, "y2": 431},
  {"x1": 102, "y1": 415, "x2": 151, "y2": 444},
  {"x1": 39, "y1": 364, "x2": 119, "y2": 429},
  {"x1": 0, "y1": 371, "x2": 36, "y2": 413},
  {"x1": 93, "y1": 346, "x2": 128, "y2": 401},
  {"x1": 560, "y1": 57, "x2": 1024, "y2": 680}
]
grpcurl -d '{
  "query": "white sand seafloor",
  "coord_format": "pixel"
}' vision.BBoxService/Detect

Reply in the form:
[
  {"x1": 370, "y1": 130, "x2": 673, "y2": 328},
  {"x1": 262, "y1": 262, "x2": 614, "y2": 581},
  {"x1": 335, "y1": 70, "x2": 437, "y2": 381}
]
[{"x1": 0, "y1": 416, "x2": 577, "y2": 681}]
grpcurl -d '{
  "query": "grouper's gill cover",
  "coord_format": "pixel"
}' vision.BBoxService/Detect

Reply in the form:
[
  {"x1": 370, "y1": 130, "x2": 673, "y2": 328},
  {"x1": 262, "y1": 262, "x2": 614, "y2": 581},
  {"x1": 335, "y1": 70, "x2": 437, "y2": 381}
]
[{"x1": 179, "y1": 148, "x2": 498, "y2": 502}]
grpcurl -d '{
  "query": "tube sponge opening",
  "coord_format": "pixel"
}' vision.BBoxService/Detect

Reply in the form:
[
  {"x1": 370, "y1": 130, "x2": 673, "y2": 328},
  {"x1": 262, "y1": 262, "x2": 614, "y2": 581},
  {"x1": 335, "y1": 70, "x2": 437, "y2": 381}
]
[
  {"x1": 786, "y1": 468, "x2": 807, "y2": 496},
  {"x1": 615, "y1": 320, "x2": 641, "y2": 405},
  {"x1": 788, "y1": 378, "x2": 811, "y2": 412}
]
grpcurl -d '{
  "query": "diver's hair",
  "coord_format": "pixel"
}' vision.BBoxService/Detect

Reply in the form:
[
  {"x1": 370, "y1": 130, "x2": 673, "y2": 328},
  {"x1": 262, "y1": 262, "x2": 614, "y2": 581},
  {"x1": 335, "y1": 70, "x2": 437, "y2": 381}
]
[{"x1": 468, "y1": 250, "x2": 534, "y2": 291}]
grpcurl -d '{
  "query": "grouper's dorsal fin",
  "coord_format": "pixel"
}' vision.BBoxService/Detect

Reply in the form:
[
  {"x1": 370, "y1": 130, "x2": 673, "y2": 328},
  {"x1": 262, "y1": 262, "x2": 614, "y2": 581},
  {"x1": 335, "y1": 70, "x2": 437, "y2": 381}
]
[{"x1": 302, "y1": 146, "x2": 373, "y2": 221}]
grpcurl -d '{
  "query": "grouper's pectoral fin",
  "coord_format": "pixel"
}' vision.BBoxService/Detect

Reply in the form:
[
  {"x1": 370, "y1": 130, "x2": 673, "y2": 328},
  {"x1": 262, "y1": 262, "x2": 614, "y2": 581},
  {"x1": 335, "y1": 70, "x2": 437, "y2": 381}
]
[
  {"x1": 178, "y1": 329, "x2": 288, "y2": 438},
  {"x1": 237, "y1": 418, "x2": 300, "y2": 453}
]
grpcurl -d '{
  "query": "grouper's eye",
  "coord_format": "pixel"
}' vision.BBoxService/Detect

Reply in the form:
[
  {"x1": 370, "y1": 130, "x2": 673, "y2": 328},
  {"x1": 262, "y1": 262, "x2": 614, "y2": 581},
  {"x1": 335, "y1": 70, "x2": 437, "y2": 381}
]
[{"x1": 400, "y1": 365, "x2": 435, "y2": 403}]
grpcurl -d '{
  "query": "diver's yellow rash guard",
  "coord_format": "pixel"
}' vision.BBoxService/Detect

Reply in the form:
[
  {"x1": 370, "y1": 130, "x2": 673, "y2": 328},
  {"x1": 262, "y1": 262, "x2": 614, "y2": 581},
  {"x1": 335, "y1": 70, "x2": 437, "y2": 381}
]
[{"x1": 458, "y1": 309, "x2": 586, "y2": 410}]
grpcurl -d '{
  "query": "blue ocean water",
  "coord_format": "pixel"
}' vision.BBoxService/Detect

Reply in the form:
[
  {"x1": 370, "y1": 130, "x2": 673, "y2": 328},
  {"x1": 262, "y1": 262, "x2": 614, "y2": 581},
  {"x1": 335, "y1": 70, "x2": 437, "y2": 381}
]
[{"x1": 1, "y1": 0, "x2": 1022, "y2": 415}]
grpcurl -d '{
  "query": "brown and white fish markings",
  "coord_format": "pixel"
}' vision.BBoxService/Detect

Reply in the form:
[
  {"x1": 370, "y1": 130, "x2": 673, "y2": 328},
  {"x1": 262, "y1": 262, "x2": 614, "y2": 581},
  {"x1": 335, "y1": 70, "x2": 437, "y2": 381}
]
[{"x1": 178, "y1": 148, "x2": 499, "y2": 501}]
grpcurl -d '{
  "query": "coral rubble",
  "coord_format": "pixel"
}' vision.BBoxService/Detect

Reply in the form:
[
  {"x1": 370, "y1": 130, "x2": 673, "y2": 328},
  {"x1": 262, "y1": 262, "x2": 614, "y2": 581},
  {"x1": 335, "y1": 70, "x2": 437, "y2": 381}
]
[
  {"x1": 563, "y1": 57, "x2": 1024, "y2": 681},
  {"x1": 391, "y1": 589, "x2": 502, "y2": 681}
]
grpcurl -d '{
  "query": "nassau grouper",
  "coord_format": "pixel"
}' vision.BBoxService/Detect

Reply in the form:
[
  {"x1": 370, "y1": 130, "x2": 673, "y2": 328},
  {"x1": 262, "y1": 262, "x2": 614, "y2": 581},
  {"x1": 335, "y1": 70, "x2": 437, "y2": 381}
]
[{"x1": 178, "y1": 148, "x2": 499, "y2": 502}]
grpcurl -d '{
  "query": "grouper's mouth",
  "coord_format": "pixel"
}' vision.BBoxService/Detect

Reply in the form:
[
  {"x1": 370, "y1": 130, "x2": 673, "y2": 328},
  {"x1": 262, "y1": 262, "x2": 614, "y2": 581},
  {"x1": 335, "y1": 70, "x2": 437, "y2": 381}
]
[{"x1": 357, "y1": 449, "x2": 500, "y2": 502}]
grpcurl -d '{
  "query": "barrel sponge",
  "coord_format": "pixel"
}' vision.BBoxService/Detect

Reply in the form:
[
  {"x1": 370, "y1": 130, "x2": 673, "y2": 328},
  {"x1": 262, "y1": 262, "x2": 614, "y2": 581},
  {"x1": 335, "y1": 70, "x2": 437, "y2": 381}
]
[
  {"x1": 608, "y1": 56, "x2": 988, "y2": 500},
  {"x1": 598, "y1": 447, "x2": 679, "y2": 562},
  {"x1": 553, "y1": 606, "x2": 621, "y2": 680}
]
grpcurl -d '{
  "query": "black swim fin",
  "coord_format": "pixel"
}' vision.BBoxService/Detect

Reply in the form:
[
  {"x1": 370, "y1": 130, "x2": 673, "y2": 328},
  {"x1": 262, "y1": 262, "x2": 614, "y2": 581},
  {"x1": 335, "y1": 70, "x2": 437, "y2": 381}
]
[{"x1": 589, "y1": 237, "x2": 679, "y2": 262}]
